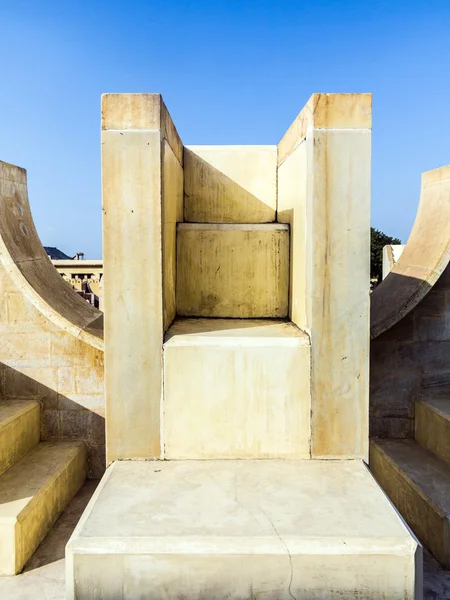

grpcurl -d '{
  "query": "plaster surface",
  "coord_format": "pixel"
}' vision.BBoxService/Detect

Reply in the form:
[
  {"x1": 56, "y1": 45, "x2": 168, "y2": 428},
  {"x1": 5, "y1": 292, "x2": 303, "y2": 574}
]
[
  {"x1": 163, "y1": 318, "x2": 311, "y2": 458},
  {"x1": 66, "y1": 459, "x2": 420, "y2": 600},
  {"x1": 176, "y1": 223, "x2": 289, "y2": 318},
  {"x1": 184, "y1": 145, "x2": 277, "y2": 223},
  {"x1": 1, "y1": 482, "x2": 444, "y2": 599}
]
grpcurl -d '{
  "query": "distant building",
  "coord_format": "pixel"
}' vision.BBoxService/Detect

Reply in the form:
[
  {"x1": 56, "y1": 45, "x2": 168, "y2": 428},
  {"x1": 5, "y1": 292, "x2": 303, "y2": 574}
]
[
  {"x1": 382, "y1": 244, "x2": 405, "y2": 280},
  {"x1": 45, "y1": 247, "x2": 103, "y2": 310}
]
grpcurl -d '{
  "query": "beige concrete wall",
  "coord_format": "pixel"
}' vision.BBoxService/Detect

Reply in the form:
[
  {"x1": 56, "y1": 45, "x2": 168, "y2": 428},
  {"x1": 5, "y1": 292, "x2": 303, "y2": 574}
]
[
  {"x1": 163, "y1": 319, "x2": 311, "y2": 458},
  {"x1": 184, "y1": 146, "x2": 277, "y2": 223},
  {"x1": 371, "y1": 263, "x2": 450, "y2": 438},
  {"x1": 176, "y1": 224, "x2": 289, "y2": 318},
  {"x1": 278, "y1": 94, "x2": 372, "y2": 459},
  {"x1": 163, "y1": 140, "x2": 184, "y2": 330},
  {"x1": 102, "y1": 94, "x2": 183, "y2": 462},
  {"x1": 0, "y1": 266, "x2": 104, "y2": 478},
  {"x1": 277, "y1": 137, "x2": 307, "y2": 327}
]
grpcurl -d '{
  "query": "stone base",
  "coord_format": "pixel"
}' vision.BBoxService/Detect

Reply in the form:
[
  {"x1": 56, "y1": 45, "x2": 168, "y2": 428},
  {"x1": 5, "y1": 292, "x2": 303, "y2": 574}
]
[{"x1": 67, "y1": 460, "x2": 422, "y2": 600}]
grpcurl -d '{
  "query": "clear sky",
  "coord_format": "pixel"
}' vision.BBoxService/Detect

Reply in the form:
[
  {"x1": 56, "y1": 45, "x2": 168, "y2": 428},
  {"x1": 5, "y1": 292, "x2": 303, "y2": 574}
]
[{"x1": 1, "y1": 0, "x2": 449, "y2": 258}]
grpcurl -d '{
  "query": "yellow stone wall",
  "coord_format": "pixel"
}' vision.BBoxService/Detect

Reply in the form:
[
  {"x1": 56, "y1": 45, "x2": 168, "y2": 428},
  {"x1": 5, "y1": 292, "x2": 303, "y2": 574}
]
[{"x1": 0, "y1": 266, "x2": 104, "y2": 478}]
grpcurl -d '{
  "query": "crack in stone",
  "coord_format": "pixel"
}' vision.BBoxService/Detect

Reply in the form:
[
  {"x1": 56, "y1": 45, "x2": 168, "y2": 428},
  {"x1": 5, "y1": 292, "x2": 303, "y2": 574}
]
[{"x1": 258, "y1": 505, "x2": 297, "y2": 600}]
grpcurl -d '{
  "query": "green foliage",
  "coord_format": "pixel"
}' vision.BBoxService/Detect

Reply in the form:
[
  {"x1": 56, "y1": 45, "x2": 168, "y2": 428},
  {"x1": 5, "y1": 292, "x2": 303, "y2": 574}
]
[{"x1": 371, "y1": 227, "x2": 401, "y2": 283}]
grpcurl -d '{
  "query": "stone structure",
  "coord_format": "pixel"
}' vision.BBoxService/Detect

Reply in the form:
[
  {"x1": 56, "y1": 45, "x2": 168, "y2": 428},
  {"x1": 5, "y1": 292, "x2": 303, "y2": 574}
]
[
  {"x1": 52, "y1": 259, "x2": 103, "y2": 309},
  {"x1": 0, "y1": 161, "x2": 104, "y2": 575},
  {"x1": 369, "y1": 165, "x2": 450, "y2": 569},
  {"x1": 383, "y1": 243, "x2": 405, "y2": 279},
  {"x1": 62, "y1": 93, "x2": 421, "y2": 599},
  {"x1": 7, "y1": 93, "x2": 450, "y2": 597}
]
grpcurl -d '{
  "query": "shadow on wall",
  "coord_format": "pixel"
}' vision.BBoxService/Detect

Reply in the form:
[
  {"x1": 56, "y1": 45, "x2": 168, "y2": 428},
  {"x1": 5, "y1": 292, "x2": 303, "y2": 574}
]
[
  {"x1": 370, "y1": 266, "x2": 450, "y2": 439},
  {"x1": 183, "y1": 149, "x2": 277, "y2": 223},
  {"x1": 0, "y1": 364, "x2": 105, "y2": 478}
]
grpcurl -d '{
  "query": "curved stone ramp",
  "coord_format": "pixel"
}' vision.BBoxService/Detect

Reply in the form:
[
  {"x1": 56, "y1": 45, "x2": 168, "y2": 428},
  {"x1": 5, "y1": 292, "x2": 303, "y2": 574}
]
[
  {"x1": 0, "y1": 161, "x2": 103, "y2": 351},
  {"x1": 371, "y1": 164, "x2": 450, "y2": 339}
]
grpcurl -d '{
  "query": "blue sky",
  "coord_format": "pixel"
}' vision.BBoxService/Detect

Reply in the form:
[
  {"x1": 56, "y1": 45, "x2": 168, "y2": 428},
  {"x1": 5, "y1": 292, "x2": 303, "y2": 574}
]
[{"x1": 1, "y1": 0, "x2": 449, "y2": 258}]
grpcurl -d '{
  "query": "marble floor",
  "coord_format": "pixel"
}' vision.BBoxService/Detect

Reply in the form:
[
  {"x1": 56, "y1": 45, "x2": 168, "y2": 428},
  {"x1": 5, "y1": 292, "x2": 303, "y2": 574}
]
[{"x1": 0, "y1": 479, "x2": 448, "y2": 599}]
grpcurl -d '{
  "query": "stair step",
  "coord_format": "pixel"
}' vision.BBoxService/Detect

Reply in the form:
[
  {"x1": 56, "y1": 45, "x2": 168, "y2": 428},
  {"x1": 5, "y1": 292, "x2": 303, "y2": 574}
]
[
  {"x1": 416, "y1": 396, "x2": 450, "y2": 467},
  {"x1": 0, "y1": 441, "x2": 86, "y2": 575},
  {"x1": 370, "y1": 438, "x2": 450, "y2": 567},
  {"x1": 163, "y1": 318, "x2": 311, "y2": 459},
  {"x1": 0, "y1": 399, "x2": 40, "y2": 478},
  {"x1": 176, "y1": 223, "x2": 289, "y2": 318},
  {"x1": 67, "y1": 460, "x2": 420, "y2": 600}
]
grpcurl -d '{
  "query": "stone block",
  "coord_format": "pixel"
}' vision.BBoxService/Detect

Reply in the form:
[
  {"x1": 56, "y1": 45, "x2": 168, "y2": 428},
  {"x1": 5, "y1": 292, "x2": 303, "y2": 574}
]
[
  {"x1": 0, "y1": 332, "x2": 51, "y2": 368},
  {"x1": 370, "y1": 438, "x2": 450, "y2": 569},
  {"x1": 0, "y1": 441, "x2": 86, "y2": 575},
  {"x1": 5, "y1": 292, "x2": 48, "y2": 326},
  {"x1": 176, "y1": 224, "x2": 289, "y2": 318},
  {"x1": 66, "y1": 459, "x2": 420, "y2": 600},
  {"x1": 57, "y1": 367, "x2": 76, "y2": 394},
  {"x1": 308, "y1": 129, "x2": 371, "y2": 458},
  {"x1": 370, "y1": 416, "x2": 414, "y2": 439},
  {"x1": 277, "y1": 140, "x2": 307, "y2": 328},
  {"x1": 102, "y1": 128, "x2": 164, "y2": 461},
  {"x1": 74, "y1": 367, "x2": 104, "y2": 395},
  {"x1": 184, "y1": 146, "x2": 277, "y2": 223},
  {"x1": 162, "y1": 139, "x2": 183, "y2": 331},
  {"x1": 0, "y1": 399, "x2": 40, "y2": 477},
  {"x1": 163, "y1": 319, "x2": 310, "y2": 459},
  {"x1": 50, "y1": 333, "x2": 103, "y2": 368},
  {"x1": 416, "y1": 397, "x2": 450, "y2": 468},
  {"x1": 41, "y1": 410, "x2": 61, "y2": 439},
  {"x1": 415, "y1": 316, "x2": 450, "y2": 342}
]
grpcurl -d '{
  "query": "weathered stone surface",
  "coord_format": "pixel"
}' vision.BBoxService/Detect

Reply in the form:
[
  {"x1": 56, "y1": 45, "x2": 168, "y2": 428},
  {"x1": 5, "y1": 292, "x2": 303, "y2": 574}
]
[
  {"x1": 0, "y1": 399, "x2": 40, "y2": 477},
  {"x1": 416, "y1": 396, "x2": 450, "y2": 468},
  {"x1": 102, "y1": 128, "x2": 163, "y2": 462},
  {"x1": 371, "y1": 438, "x2": 450, "y2": 569},
  {"x1": 371, "y1": 165, "x2": 450, "y2": 339},
  {"x1": 67, "y1": 459, "x2": 420, "y2": 600},
  {"x1": 176, "y1": 224, "x2": 289, "y2": 318},
  {"x1": 184, "y1": 146, "x2": 277, "y2": 223},
  {"x1": 163, "y1": 319, "x2": 311, "y2": 459},
  {"x1": 0, "y1": 441, "x2": 86, "y2": 575}
]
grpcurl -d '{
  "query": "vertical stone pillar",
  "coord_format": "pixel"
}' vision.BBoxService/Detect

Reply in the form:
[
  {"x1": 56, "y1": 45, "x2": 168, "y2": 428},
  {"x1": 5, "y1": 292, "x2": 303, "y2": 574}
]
[
  {"x1": 278, "y1": 94, "x2": 371, "y2": 459},
  {"x1": 102, "y1": 94, "x2": 183, "y2": 463}
]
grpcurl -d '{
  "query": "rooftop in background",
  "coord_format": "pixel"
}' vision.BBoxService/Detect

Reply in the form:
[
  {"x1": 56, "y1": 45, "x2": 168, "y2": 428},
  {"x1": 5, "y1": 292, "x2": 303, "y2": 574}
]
[
  {"x1": 44, "y1": 247, "x2": 87, "y2": 261},
  {"x1": 44, "y1": 246, "x2": 71, "y2": 260}
]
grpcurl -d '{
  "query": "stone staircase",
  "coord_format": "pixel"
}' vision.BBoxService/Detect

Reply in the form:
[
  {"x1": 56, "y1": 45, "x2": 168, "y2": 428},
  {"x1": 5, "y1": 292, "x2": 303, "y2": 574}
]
[
  {"x1": 0, "y1": 398, "x2": 86, "y2": 575},
  {"x1": 67, "y1": 93, "x2": 422, "y2": 599},
  {"x1": 371, "y1": 389, "x2": 450, "y2": 569}
]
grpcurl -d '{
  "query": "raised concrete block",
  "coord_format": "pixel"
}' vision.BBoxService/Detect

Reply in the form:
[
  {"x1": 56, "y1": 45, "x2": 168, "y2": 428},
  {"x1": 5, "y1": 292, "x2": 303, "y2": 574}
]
[
  {"x1": 66, "y1": 460, "x2": 421, "y2": 600},
  {"x1": 416, "y1": 397, "x2": 450, "y2": 467},
  {"x1": 0, "y1": 441, "x2": 86, "y2": 575},
  {"x1": 163, "y1": 318, "x2": 310, "y2": 458},
  {"x1": 0, "y1": 399, "x2": 40, "y2": 477},
  {"x1": 370, "y1": 438, "x2": 450, "y2": 568},
  {"x1": 184, "y1": 145, "x2": 277, "y2": 223},
  {"x1": 176, "y1": 224, "x2": 289, "y2": 318}
]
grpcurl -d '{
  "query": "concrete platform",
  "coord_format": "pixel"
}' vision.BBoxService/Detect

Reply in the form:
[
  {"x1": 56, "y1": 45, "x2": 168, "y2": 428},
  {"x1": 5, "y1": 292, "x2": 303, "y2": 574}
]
[{"x1": 67, "y1": 459, "x2": 422, "y2": 599}]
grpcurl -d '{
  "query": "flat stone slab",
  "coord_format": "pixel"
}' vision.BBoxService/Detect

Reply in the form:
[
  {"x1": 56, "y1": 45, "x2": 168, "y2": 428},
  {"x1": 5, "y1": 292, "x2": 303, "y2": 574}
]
[{"x1": 67, "y1": 459, "x2": 421, "y2": 599}]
